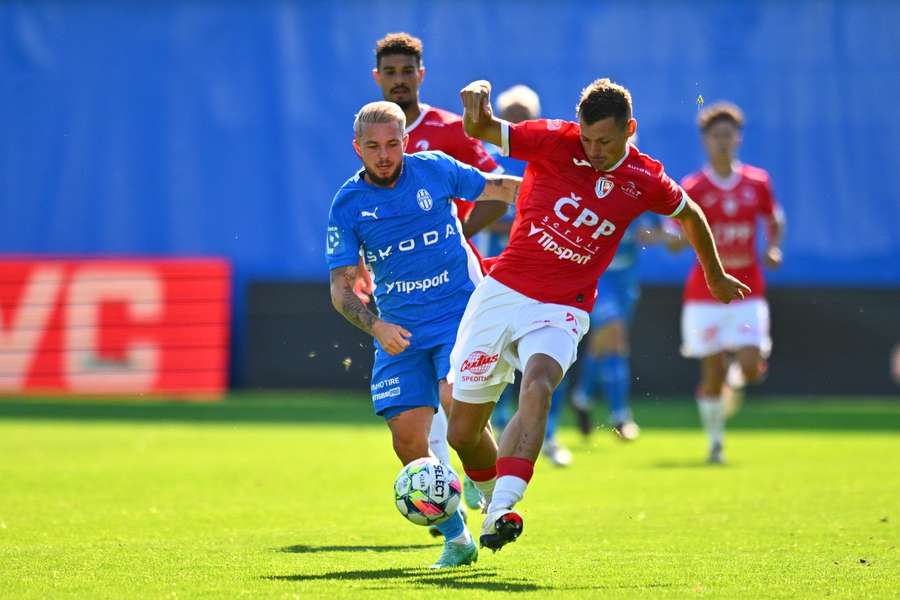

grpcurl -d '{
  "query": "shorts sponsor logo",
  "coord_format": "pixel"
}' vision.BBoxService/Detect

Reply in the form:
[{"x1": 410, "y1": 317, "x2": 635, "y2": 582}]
[
  {"x1": 371, "y1": 376, "x2": 400, "y2": 392},
  {"x1": 416, "y1": 188, "x2": 434, "y2": 211},
  {"x1": 459, "y1": 350, "x2": 500, "y2": 381},
  {"x1": 595, "y1": 177, "x2": 615, "y2": 198},
  {"x1": 372, "y1": 387, "x2": 401, "y2": 401},
  {"x1": 384, "y1": 270, "x2": 449, "y2": 294}
]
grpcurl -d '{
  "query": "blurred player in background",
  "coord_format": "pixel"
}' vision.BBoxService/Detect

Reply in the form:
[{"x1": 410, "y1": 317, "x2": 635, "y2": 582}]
[
  {"x1": 674, "y1": 101, "x2": 785, "y2": 464},
  {"x1": 483, "y1": 84, "x2": 573, "y2": 467},
  {"x1": 370, "y1": 33, "x2": 510, "y2": 507},
  {"x1": 326, "y1": 101, "x2": 521, "y2": 567},
  {"x1": 447, "y1": 78, "x2": 749, "y2": 552}
]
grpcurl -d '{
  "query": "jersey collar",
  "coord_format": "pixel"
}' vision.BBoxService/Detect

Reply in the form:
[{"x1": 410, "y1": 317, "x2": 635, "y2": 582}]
[
  {"x1": 405, "y1": 104, "x2": 431, "y2": 134},
  {"x1": 702, "y1": 161, "x2": 743, "y2": 190},
  {"x1": 600, "y1": 143, "x2": 634, "y2": 173}
]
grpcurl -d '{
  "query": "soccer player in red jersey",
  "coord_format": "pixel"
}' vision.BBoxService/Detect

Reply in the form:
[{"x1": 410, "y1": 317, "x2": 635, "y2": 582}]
[
  {"x1": 445, "y1": 78, "x2": 750, "y2": 552},
  {"x1": 676, "y1": 102, "x2": 786, "y2": 464}
]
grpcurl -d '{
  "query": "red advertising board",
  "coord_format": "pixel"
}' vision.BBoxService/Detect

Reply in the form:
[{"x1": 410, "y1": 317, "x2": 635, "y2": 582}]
[{"x1": 0, "y1": 258, "x2": 230, "y2": 398}]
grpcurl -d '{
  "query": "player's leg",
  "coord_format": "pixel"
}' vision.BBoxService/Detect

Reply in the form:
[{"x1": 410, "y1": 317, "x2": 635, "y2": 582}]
[
  {"x1": 385, "y1": 405, "x2": 437, "y2": 465},
  {"x1": 698, "y1": 352, "x2": 728, "y2": 463},
  {"x1": 733, "y1": 298, "x2": 772, "y2": 385},
  {"x1": 593, "y1": 318, "x2": 639, "y2": 440},
  {"x1": 481, "y1": 314, "x2": 586, "y2": 551},
  {"x1": 681, "y1": 302, "x2": 728, "y2": 463}
]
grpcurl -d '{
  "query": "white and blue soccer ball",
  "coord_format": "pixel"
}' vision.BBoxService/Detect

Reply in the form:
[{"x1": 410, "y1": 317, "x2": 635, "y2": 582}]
[{"x1": 393, "y1": 457, "x2": 462, "y2": 526}]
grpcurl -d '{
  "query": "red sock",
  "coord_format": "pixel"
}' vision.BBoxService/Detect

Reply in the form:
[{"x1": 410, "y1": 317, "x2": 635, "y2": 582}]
[
  {"x1": 464, "y1": 465, "x2": 496, "y2": 482},
  {"x1": 496, "y1": 456, "x2": 534, "y2": 483}
]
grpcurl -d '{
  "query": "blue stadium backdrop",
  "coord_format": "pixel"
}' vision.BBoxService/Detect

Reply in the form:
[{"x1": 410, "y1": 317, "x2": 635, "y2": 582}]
[{"x1": 2, "y1": 1, "x2": 899, "y2": 385}]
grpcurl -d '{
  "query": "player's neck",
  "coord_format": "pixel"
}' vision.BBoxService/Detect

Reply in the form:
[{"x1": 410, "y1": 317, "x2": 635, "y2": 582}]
[
  {"x1": 709, "y1": 158, "x2": 735, "y2": 179},
  {"x1": 404, "y1": 103, "x2": 424, "y2": 129}
]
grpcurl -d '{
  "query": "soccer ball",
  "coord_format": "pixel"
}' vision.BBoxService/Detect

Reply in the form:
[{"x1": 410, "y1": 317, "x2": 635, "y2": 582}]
[{"x1": 393, "y1": 457, "x2": 462, "y2": 526}]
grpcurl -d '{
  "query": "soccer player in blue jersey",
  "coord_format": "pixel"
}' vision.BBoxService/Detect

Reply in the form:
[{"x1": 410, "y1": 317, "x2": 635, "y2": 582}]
[
  {"x1": 569, "y1": 214, "x2": 681, "y2": 440},
  {"x1": 326, "y1": 101, "x2": 521, "y2": 568}
]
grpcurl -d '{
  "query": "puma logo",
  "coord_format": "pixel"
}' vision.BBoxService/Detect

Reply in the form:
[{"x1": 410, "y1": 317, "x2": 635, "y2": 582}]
[{"x1": 360, "y1": 208, "x2": 379, "y2": 219}]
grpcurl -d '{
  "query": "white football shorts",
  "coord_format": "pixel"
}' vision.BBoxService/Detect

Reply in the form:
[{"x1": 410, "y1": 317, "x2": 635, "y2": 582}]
[
  {"x1": 680, "y1": 298, "x2": 772, "y2": 358},
  {"x1": 448, "y1": 276, "x2": 589, "y2": 404}
]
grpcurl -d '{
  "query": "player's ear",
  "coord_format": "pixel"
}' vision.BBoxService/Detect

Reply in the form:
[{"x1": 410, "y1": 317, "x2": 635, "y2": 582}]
[
  {"x1": 372, "y1": 68, "x2": 380, "y2": 85},
  {"x1": 352, "y1": 137, "x2": 363, "y2": 158},
  {"x1": 418, "y1": 66, "x2": 425, "y2": 85},
  {"x1": 626, "y1": 118, "x2": 637, "y2": 138}
]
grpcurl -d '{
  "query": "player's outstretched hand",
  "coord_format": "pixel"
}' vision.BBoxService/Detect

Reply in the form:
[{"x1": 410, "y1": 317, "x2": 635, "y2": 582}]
[
  {"x1": 460, "y1": 80, "x2": 493, "y2": 124},
  {"x1": 707, "y1": 272, "x2": 751, "y2": 304},
  {"x1": 373, "y1": 321, "x2": 412, "y2": 356},
  {"x1": 763, "y1": 246, "x2": 783, "y2": 269}
]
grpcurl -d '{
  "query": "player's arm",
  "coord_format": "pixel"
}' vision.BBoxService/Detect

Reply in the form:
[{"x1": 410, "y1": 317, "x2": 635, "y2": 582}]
[
  {"x1": 671, "y1": 196, "x2": 751, "y2": 303},
  {"x1": 459, "y1": 80, "x2": 503, "y2": 147},
  {"x1": 461, "y1": 174, "x2": 521, "y2": 237},
  {"x1": 329, "y1": 265, "x2": 411, "y2": 355},
  {"x1": 763, "y1": 207, "x2": 786, "y2": 269}
]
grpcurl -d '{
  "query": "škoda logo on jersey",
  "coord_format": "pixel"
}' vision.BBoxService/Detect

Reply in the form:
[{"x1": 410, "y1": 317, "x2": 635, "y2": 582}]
[{"x1": 460, "y1": 351, "x2": 499, "y2": 382}]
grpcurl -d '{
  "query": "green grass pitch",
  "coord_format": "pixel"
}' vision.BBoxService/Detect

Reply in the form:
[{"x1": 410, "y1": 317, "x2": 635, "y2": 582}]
[{"x1": 1, "y1": 393, "x2": 898, "y2": 598}]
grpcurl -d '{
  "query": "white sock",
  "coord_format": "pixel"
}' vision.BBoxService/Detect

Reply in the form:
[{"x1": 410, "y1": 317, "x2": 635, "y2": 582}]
[
  {"x1": 449, "y1": 528, "x2": 473, "y2": 545},
  {"x1": 428, "y1": 405, "x2": 451, "y2": 466},
  {"x1": 487, "y1": 475, "x2": 527, "y2": 513},
  {"x1": 472, "y1": 477, "x2": 496, "y2": 504},
  {"x1": 697, "y1": 396, "x2": 725, "y2": 447}
]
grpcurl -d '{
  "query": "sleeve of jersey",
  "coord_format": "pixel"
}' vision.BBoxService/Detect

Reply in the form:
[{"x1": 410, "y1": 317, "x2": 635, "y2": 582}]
[
  {"x1": 445, "y1": 154, "x2": 487, "y2": 201},
  {"x1": 648, "y1": 170, "x2": 687, "y2": 217},
  {"x1": 325, "y1": 204, "x2": 361, "y2": 270},
  {"x1": 759, "y1": 176, "x2": 778, "y2": 217},
  {"x1": 501, "y1": 119, "x2": 561, "y2": 162}
]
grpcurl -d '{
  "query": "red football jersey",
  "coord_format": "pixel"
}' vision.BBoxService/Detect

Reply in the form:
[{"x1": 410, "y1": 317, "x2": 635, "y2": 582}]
[
  {"x1": 406, "y1": 105, "x2": 500, "y2": 224},
  {"x1": 680, "y1": 163, "x2": 779, "y2": 302},
  {"x1": 489, "y1": 119, "x2": 686, "y2": 312}
]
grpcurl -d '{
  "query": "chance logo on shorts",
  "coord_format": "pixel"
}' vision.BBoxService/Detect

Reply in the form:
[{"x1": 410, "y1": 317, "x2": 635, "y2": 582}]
[{"x1": 416, "y1": 188, "x2": 433, "y2": 211}]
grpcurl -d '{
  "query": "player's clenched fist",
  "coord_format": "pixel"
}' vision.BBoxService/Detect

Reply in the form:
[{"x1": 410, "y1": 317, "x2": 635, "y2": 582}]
[
  {"x1": 460, "y1": 80, "x2": 493, "y2": 124},
  {"x1": 707, "y1": 272, "x2": 752, "y2": 304},
  {"x1": 372, "y1": 321, "x2": 412, "y2": 355}
]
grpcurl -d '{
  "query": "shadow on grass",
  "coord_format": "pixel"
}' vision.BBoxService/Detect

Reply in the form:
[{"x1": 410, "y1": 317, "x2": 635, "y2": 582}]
[
  {"x1": 0, "y1": 392, "x2": 898, "y2": 431},
  {"x1": 277, "y1": 543, "x2": 434, "y2": 554},
  {"x1": 264, "y1": 566, "x2": 684, "y2": 592}
]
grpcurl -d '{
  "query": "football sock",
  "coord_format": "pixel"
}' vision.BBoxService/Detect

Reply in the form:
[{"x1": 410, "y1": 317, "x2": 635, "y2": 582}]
[
  {"x1": 435, "y1": 509, "x2": 466, "y2": 542},
  {"x1": 696, "y1": 395, "x2": 725, "y2": 446},
  {"x1": 464, "y1": 466, "x2": 497, "y2": 500},
  {"x1": 488, "y1": 457, "x2": 534, "y2": 512},
  {"x1": 599, "y1": 354, "x2": 631, "y2": 423},
  {"x1": 428, "y1": 405, "x2": 452, "y2": 466}
]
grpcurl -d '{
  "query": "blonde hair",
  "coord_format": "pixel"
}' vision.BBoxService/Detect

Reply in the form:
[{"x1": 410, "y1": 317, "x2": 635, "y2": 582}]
[
  {"x1": 496, "y1": 84, "x2": 541, "y2": 119},
  {"x1": 354, "y1": 101, "x2": 406, "y2": 139}
]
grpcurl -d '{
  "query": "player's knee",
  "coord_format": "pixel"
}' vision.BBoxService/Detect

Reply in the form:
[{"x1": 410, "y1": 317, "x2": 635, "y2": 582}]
[
  {"x1": 391, "y1": 430, "x2": 427, "y2": 464},
  {"x1": 446, "y1": 420, "x2": 479, "y2": 452},
  {"x1": 518, "y1": 376, "x2": 555, "y2": 414}
]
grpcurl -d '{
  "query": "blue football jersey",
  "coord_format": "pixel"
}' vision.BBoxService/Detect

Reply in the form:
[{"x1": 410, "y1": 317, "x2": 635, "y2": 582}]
[{"x1": 326, "y1": 151, "x2": 487, "y2": 325}]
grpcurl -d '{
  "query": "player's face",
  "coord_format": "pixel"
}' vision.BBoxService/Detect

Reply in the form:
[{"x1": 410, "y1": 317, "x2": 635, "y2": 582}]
[
  {"x1": 579, "y1": 116, "x2": 637, "y2": 171},
  {"x1": 353, "y1": 122, "x2": 409, "y2": 187},
  {"x1": 702, "y1": 120, "x2": 742, "y2": 162},
  {"x1": 373, "y1": 55, "x2": 424, "y2": 111}
]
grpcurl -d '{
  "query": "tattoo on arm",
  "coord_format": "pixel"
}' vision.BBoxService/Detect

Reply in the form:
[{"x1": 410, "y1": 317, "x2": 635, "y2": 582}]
[
  {"x1": 478, "y1": 175, "x2": 521, "y2": 203},
  {"x1": 330, "y1": 266, "x2": 376, "y2": 335}
]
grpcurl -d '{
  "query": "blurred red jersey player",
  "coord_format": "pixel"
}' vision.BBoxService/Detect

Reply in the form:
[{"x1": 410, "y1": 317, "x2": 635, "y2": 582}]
[{"x1": 676, "y1": 101, "x2": 786, "y2": 464}]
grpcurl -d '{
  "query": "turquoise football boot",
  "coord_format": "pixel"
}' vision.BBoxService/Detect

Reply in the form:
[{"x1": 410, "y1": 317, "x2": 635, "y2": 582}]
[{"x1": 430, "y1": 538, "x2": 478, "y2": 569}]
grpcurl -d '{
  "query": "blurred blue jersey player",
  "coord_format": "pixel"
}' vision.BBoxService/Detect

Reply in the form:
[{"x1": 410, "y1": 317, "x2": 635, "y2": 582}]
[
  {"x1": 479, "y1": 84, "x2": 573, "y2": 468},
  {"x1": 326, "y1": 101, "x2": 520, "y2": 569},
  {"x1": 568, "y1": 212, "x2": 681, "y2": 440}
]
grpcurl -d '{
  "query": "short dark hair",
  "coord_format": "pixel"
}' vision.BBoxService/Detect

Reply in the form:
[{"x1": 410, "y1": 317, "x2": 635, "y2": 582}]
[
  {"x1": 698, "y1": 101, "x2": 744, "y2": 131},
  {"x1": 576, "y1": 78, "x2": 632, "y2": 127},
  {"x1": 375, "y1": 32, "x2": 423, "y2": 69}
]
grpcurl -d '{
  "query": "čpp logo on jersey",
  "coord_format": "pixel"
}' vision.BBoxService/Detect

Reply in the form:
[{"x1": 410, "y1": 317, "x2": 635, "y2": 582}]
[
  {"x1": 595, "y1": 177, "x2": 615, "y2": 198},
  {"x1": 416, "y1": 188, "x2": 433, "y2": 211},
  {"x1": 383, "y1": 270, "x2": 449, "y2": 294},
  {"x1": 554, "y1": 193, "x2": 616, "y2": 239}
]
